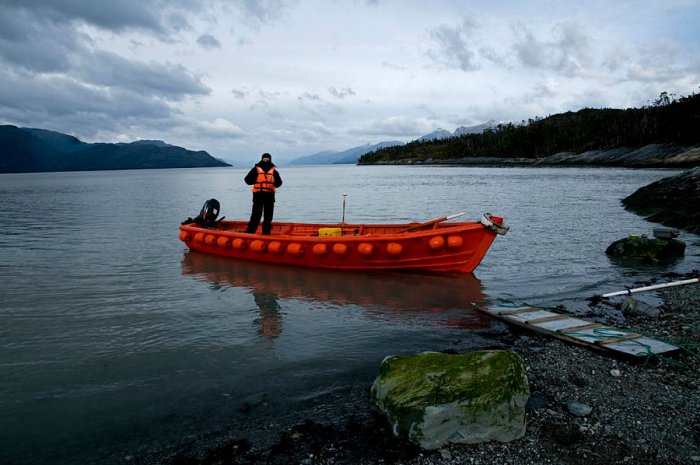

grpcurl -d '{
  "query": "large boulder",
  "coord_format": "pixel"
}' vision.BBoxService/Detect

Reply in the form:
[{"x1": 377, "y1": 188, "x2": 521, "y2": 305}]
[
  {"x1": 605, "y1": 235, "x2": 685, "y2": 263},
  {"x1": 370, "y1": 350, "x2": 529, "y2": 450},
  {"x1": 622, "y1": 167, "x2": 700, "y2": 234}
]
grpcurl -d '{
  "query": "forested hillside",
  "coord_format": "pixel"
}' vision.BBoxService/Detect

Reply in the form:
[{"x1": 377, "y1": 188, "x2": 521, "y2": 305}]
[{"x1": 359, "y1": 92, "x2": 700, "y2": 164}]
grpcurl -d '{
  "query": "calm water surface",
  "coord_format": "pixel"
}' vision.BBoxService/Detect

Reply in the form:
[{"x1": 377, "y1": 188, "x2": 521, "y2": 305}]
[{"x1": 1, "y1": 165, "x2": 698, "y2": 464}]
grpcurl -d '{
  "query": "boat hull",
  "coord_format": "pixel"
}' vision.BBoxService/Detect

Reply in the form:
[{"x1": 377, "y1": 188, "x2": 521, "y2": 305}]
[{"x1": 178, "y1": 218, "x2": 502, "y2": 273}]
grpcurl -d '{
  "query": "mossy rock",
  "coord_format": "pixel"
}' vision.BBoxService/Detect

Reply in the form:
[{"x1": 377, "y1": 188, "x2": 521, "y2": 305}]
[
  {"x1": 605, "y1": 235, "x2": 685, "y2": 263},
  {"x1": 370, "y1": 350, "x2": 529, "y2": 449}
]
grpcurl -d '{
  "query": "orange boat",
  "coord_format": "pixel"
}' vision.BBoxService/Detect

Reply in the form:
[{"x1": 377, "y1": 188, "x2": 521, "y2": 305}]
[{"x1": 178, "y1": 213, "x2": 508, "y2": 273}]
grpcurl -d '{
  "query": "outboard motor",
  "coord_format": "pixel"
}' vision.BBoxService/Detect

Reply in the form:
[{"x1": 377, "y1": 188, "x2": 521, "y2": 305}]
[
  {"x1": 199, "y1": 198, "x2": 220, "y2": 223},
  {"x1": 181, "y1": 198, "x2": 224, "y2": 228}
]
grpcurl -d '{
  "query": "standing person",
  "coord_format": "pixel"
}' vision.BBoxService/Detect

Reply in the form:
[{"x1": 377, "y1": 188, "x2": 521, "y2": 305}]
[{"x1": 245, "y1": 153, "x2": 282, "y2": 235}]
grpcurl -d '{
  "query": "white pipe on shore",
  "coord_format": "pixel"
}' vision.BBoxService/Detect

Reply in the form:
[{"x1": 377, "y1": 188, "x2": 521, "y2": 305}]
[{"x1": 601, "y1": 277, "x2": 700, "y2": 298}]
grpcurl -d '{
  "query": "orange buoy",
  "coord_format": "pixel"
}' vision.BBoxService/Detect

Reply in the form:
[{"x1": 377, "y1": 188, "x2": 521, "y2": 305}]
[
  {"x1": 428, "y1": 236, "x2": 445, "y2": 250},
  {"x1": 232, "y1": 238, "x2": 246, "y2": 250},
  {"x1": 268, "y1": 241, "x2": 284, "y2": 253},
  {"x1": 204, "y1": 234, "x2": 217, "y2": 245},
  {"x1": 217, "y1": 236, "x2": 230, "y2": 247},
  {"x1": 287, "y1": 243, "x2": 304, "y2": 256},
  {"x1": 386, "y1": 242, "x2": 402, "y2": 256},
  {"x1": 194, "y1": 232, "x2": 206, "y2": 243},
  {"x1": 250, "y1": 240, "x2": 266, "y2": 252},
  {"x1": 313, "y1": 243, "x2": 328, "y2": 255},
  {"x1": 179, "y1": 231, "x2": 190, "y2": 242},
  {"x1": 332, "y1": 243, "x2": 349, "y2": 256},
  {"x1": 447, "y1": 235, "x2": 463, "y2": 249},
  {"x1": 358, "y1": 243, "x2": 374, "y2": 256}
]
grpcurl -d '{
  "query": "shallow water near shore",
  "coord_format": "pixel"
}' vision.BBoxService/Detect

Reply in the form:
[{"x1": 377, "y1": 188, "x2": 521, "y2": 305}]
[{"x1": 1, "y1": 165, "x2": 699, "y2": 464}]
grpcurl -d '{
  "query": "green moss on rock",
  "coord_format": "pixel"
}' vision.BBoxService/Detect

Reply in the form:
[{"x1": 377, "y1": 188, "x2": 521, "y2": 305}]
[
  {"x1": 371, "y1": 350, "x2": 529, "y2": 449},
  {"x1": 605, "y1": 235, "x2": 685, "y2": 263}
]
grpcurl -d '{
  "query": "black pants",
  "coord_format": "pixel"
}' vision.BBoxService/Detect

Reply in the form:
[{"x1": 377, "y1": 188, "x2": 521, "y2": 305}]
[{"x1": 246, "y1": 193, "x2": 275, "y2": 234}]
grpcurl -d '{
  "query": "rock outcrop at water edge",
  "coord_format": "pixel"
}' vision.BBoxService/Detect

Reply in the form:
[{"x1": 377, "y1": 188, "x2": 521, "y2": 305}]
[{"x1": 622, "y1": 166, "x2": 700, "y2": 234}]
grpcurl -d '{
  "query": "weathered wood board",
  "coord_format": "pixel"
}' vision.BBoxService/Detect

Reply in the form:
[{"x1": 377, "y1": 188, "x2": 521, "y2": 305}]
[{"x1": 478, "y1": 305, "x2": 679, "y2": 358}]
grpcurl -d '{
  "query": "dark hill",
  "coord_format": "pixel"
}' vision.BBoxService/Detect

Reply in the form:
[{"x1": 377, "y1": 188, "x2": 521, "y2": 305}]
[
  {"x1": 123, "y1": 140, "x2": 172, "y2": 148},
  {"x1": 359, "y1": 92, "x2": 700, "y2": 167},
  {"x1": 0, "y1": 125, "x2": 230, "y2": 173},
  {"x1": 0, "y1": 125, "x2": 63, "y2": 173},
  {"x1": 21, "y1": 127, "x2": 89, "y2": 153}
]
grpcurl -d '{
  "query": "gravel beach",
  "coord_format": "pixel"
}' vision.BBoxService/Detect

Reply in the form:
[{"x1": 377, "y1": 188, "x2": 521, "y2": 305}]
[{"x1": 160, "y1": 272, "x2": 699, "y2": 465}]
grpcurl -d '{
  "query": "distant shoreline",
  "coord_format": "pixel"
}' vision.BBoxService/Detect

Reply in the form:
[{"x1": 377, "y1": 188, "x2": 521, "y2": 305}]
[{"x1": 358, "y1": 143, "x2": 700, "y2": 169}]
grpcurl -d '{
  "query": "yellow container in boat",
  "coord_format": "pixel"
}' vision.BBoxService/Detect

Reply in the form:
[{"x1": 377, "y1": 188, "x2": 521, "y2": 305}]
[{"x1": 318, "y1": 227, "x2": 343, "y2": 237}]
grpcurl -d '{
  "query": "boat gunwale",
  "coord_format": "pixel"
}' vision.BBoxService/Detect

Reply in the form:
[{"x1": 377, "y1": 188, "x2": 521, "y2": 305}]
[{"x1": 179, "y1": 220, "x2": 488, "y2": 243}]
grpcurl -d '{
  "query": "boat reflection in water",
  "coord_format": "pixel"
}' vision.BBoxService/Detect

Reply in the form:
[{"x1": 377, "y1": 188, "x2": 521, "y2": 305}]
[{"x1": 181, "y1": 251, "x2": 492, "y2": 338}]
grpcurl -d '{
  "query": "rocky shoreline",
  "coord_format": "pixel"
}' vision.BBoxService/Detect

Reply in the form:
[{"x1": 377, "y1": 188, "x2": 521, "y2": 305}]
[
  {"x1": 156, "y1": 272, "x2": 699, "y2": 465},
  {"x1": 362, "y1": 144, "x2": 700, "y2": 168}
]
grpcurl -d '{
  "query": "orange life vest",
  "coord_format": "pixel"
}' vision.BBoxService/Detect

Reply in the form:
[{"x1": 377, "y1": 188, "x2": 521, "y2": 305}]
[{"x1": 252, "y1": 166, "x2": 276, "y2": 193}]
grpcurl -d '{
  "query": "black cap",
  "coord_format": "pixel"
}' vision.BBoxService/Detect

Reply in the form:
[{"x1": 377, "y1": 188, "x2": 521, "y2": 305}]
[{"x1": 261, "y1": 153, "x2": 272, "y2": 161}]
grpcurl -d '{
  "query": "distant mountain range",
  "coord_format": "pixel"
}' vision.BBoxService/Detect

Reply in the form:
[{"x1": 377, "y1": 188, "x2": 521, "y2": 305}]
[
  {"x1": 288, "y1": 141, "x2": 404, "y2": 165},
  {"x1": 0, "y1": 125, "x2": 230, "y2": 173},
  {"x1": 417, "y1": 121, "x2": 498, "y2": 141},
  {"x1": 288, "y1": 122, "x2": 497, "y2": 165}
]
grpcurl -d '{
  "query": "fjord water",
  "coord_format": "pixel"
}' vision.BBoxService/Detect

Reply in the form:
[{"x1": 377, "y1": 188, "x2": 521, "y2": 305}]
[{"x1": 1, "y1": 165, "x2": 699, "y2": 464}]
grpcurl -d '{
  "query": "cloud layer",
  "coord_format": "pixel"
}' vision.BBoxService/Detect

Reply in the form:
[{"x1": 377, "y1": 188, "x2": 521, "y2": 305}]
[{"x1": 1, "y1": 0, "x2": 698, "y2": 163}]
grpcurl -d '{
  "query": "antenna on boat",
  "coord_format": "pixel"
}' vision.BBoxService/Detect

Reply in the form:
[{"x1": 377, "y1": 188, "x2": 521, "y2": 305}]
[{"x1": 341, "y1": 193, "x2": 347, "y2": 225}]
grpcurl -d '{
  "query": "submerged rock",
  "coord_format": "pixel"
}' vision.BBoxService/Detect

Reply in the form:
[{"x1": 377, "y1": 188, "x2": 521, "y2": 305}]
[
  {"x1": 370, "y1": 350, "x2": 529, "y2": 450},
  {"x1": 605, "y1": 235, "x2": 685, "y2": 263}
]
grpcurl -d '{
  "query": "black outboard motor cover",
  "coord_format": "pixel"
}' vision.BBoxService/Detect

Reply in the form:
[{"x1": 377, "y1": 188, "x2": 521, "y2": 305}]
[
  {"x1": 181, "y1": 198, "x2": 223, "y2": 228},
  {"x1": 200, "y1": 198, "x2": 220, "y2": 223}
]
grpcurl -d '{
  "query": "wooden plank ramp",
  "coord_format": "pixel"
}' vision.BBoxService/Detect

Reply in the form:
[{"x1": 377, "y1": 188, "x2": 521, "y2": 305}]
[{"x1": 477, "y1": 305, "x2": 680, "y2": 358}]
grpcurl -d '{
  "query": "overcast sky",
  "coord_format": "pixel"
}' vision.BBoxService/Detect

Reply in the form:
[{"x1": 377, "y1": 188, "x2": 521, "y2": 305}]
[{"x1": 1, "y1": 0, "x2": 698, "y2": 164}]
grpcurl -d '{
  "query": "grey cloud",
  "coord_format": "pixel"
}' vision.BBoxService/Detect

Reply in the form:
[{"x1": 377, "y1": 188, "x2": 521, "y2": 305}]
[
  {"x1": 259, "y1": 90, "x2": 286, "y2": 99},
  {"x1": 197, "y1": 34, "x2": 222, "y2": 50},
  {"x1": 194, "y1": 118, "x2": 246, "y2": 139},
  {"x1": 284, "y1": 121, "x2": 334, "y2": 144},
  {"x1": 556, "y1": 22, "x2": 593, "y2": 75},
  {"x1": 266, "y1": 109, "x2": 285, "y2": 120},
  {"x1": 75, "y1": 51, "x2": 210, "y2": 99},
  {"x1": 512, "y1": 27, "x2": 547, "y2": 68},
  {"x1": 626, "y1": 63, "x2": 680, "y2": 83},
  {"x1": 603, "y1": 48, "x2": 628, "y2": 72},
  {"x1": 238, "y1": 0, "x2": 291, "y2": 24},
  {"x1": 382, "y1": 61, "x2": 407, "y2": 71},
  {"x1": 0, "y1": 69, "x2": 174, "y2": 122},
  {"x1": 606, "y1": 39, "x2": 688, "y2": 85},
  {"x1": 232, "y1": 88, "x2": 248, "y2": 98},
  {"x1": 350, "y1": 117, "x2": 428, "y2": 137},
  {"x1": 0, "y1": 0, "x2": 165, "y2": 33},
  {"x1": 327, "y1": 87, "x2": 356, "y2": 99},
  {"x1": 427, "y1": 17, "x2": 481, "y2": 71},
  {"x1": 298, "y1": 92, "x2": 322, "y2": 101},
  {"x1": 166, "y1": 12, "x2": 191, "y2": 32},
  {"x1": 478, "y1": 46, "x2": 505, "y2": 66},
  {"x1": 308, "y1": 121, "x2": 333, "y2": 136},
  {"x1": 249, "y1": 100, "x2": 269, "y2": 112},
  {"x1": 0, "y1": 7, "x2": 87, "y2": 73},
  {"x1": 512, "y1": 21, "x2": 593, "y2": 77}
]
